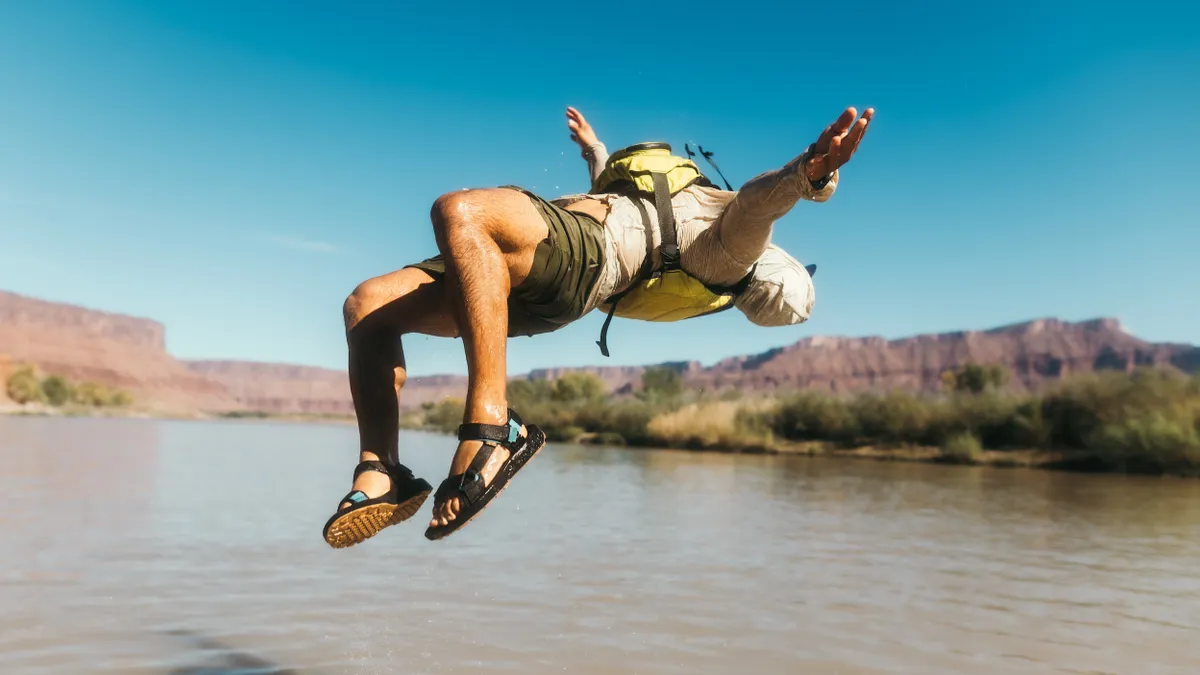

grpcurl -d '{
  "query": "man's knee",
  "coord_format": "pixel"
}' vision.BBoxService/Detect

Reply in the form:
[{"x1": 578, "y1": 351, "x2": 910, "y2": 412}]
[
  {"x1": 430, "y1": 190, "x2": 485, "y2": 243},
  {"x1": 344, "y1": 276, "x2": 414, "y2": 334},
  {"x1": 430, "y1": 187, "x2": 532, "y2": 251},
  {"x1": 343, "y1": 267, "x2": 450, "y2": 339},
  {"x1": 343, "y1": 280, "x2": 381, "y2": 334}
]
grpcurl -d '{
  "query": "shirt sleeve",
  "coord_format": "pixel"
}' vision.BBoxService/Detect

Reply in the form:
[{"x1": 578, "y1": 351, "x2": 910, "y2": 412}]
[
  {"x1": 733, "y1": 244, "x2": 816, "y2": 327},
  {"x1": 583, "y1": 142, "x2": 609, "y2": 186}
]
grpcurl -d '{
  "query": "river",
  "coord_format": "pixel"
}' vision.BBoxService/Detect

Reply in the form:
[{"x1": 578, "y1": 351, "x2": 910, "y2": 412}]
[{"x1": 1, "y1": 416, "x2": 1197, "y2": 674}]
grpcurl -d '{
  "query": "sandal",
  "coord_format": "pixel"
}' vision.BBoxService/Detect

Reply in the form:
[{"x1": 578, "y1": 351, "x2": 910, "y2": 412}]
[
  {"x1": 424, "y1": 409, "x2": 546, "y2": 541},
  {"x1": 322, "y1": 460, "x2": 432, "y2": 549}
]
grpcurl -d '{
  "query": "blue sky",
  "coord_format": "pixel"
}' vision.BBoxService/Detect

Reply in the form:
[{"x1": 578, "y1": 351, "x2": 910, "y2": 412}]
[{"x1": 1, "y1": 1, "x2": 1197, "y2": 377}]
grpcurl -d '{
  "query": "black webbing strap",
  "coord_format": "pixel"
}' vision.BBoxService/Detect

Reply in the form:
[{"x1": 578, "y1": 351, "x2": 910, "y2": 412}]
[{"x1": 651, "y1": 172, "x2": 680, "y2": 272}]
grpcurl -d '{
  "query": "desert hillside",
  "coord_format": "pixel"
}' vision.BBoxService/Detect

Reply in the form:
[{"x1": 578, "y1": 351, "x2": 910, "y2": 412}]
[
  {"x1": 2, "y1": 289, "x2": 1196, "y2": 414},
  {"x1": 0, "y1": 291, "x2": 234, "y2": 412}
]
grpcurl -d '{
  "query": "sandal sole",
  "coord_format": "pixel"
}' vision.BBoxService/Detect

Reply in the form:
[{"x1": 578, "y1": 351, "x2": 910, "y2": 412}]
[
  {"x1": 323, "y1": 487, "x2": 431, "y2": 549},
  {"x1": 425, "y1": 424, "x2": 547, "y2": 541}
]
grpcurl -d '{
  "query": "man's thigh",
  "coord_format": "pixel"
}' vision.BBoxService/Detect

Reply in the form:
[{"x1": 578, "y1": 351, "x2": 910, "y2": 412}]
[
  {"x1": 347, "y1": 266, "x2": 459, "y2": 338},
  {"x1": 411, "y1": 186, "x2": 607, "y2": 338}
]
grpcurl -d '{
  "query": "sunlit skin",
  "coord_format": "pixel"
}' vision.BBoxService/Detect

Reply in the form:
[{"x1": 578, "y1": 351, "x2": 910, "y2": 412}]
[{"x1": 333, "y1": 106, "x2": 874, "y2": 532}]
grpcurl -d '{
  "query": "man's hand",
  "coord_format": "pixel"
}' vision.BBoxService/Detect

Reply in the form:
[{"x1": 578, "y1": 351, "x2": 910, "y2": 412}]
[
  {"x1": 566, "y1": 106, "x2": 600, "y2": 157},
  {"x1": 805, "y1": 107, "x2": 874, "y2": 181}
]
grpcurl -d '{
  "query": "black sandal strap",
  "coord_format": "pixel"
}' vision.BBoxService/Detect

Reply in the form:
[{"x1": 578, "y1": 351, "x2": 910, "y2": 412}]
[
  {"x1": 352, "y1": 459, "x2": 416, "y2": 481},
  {"x1": 457, "y1": 409, "x2": 523, "y2": 447},
  {"x1": 352, "y1": 460, "x2": 390, "y2": 480},
  {"x1": 437, "y1": 408, "x2": 531, "y2": 508},
  {"x1": 433, "y1": 442, "x2": 500, "y2": 507}
]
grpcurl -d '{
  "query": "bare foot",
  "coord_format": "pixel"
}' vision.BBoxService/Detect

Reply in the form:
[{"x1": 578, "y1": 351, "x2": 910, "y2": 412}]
[
  {"x1": 428, "y1": 425, "x2": 527, "y2": 528},
  {"x1": 337, "y1": 451, "x2": 392, "y2": 511}
]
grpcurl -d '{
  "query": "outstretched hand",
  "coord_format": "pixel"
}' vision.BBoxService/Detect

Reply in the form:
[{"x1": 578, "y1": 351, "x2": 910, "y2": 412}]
[
  {"x1": 566, "y1": 106, "x2": 600, "y2": 157},
  {"x1": 805, "y1": 107, "x2": 874, "y2": 181}
]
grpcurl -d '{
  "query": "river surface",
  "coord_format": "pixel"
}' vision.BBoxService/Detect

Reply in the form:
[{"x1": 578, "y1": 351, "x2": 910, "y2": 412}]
[{"x1": 1, "y1": 416, "x2": 1198, "y2": 674}]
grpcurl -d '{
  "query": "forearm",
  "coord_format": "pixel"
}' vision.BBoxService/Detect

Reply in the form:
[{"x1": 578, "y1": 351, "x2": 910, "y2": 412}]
[
  {"x1": 716, "y1": 147, "x2": 838, "y2": 266},
  {"x1": 738, "y1": 145, "x2": 838, "y2": 218},
  {"x1": 583, "y1": 141, "x2": 609, "y2": 185}
]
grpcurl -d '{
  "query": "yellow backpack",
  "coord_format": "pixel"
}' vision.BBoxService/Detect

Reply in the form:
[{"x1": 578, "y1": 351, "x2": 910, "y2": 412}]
[{"x1": 589, "y1": 142, "x2": 755, "y2": 356}]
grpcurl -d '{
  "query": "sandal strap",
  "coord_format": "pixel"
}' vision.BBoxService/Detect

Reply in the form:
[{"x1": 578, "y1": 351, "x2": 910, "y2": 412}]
[
  {"x1": 438, "y1": 409, "x2": 528, "y2": 507},
  {"x1": 433, "y1": 442, "x2": 499, "y2": 507},
  {"x1": 457, "y1": 408, "x2": 523, "y2": 447},
  {"x1": 342, "y1": 490, "x2": 369, "y2": 505},
  {"x1": 352, "y1": 460, "x2": 390, "y2": 480},
  {"x1": 352, "y1": 459, "x2": 416, "y2": 481}
]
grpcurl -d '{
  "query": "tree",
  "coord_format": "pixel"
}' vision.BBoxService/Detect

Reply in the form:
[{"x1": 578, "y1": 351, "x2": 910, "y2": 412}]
[
  {"x1": 5, "y1": 365, "x2": 46, "y2": 405},
  {"x1": 550, "y1": 372, "x2": 606, "y2": 404},
  {"x1": 41, "y1": 375, "x2": 74, "y2": 407},
  {"x1": 108, "y1": 389, "x2": 133, "y2": 407},
  {"x1": 942, "y1": 363, "x2": 1010, "y2": 395},
  {"x1": 507, "y1": 379, "x2": 554, "y2": 409},
  {"x1": 640, "y1": 367, "x2": 683, "y2": 400},
  {"x1": 421, "y1": 398, "x2": 465, "y2": 433}
]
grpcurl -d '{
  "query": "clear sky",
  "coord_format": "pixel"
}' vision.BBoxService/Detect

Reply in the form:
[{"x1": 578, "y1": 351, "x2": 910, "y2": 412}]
[{"x1": 1, "y1": 1, "x2": 1197, "y2": 376}]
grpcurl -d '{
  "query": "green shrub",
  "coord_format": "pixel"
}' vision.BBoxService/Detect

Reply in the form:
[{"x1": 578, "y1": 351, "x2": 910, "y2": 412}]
[
  {"x1": 848, "y1": 391, "x2": 930, "y2": 445},
  {"x1": 940, "y1": 432, "x2": 983, "y2": 464},
  {"x1": 942, "y1": 363, "x2": 1010, "y2": 394},
  {"x1": 639, "y1": 367, "x2": 683, "y2": 402},
  {"x1": 398, "y1": 364, "x2": 1200, "y2": 476},
  {"x1": 771, "y1": 392, "x2": 859, "y2": 445},
  {"x1": 41, "y1": 375, "x2": 74, "y2": 407},
  {"x1": 419, "y1": 398, "x2": 464, "y2": 433},
  {"x1": 1086, "y1": 414, "x2": 1200, "y2": 475},
  {"x1": 6, "y1": 365, "x2": 46, "y2": 405},
  {"x1": 550, "y1": 373, "x2": 606, "y2": 404}
]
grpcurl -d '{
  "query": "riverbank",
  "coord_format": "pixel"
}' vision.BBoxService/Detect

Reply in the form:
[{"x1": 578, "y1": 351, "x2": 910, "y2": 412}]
[
  {"x1": 0, "y1": 403, "x2": 355, "y2": 426},
  {"x1": 401, "y1": 367, "x2": 1200, "y2": 477},
  {"x1": 8, "y1": 366, "x2": 1198, "y2": 477}
]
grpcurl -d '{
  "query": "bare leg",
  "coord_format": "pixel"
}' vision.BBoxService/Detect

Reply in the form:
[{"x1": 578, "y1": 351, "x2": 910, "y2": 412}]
[
  {"x1": 425, "y1": 188, "x2": 550, "y2": 529},
  {"x1": 335, "y1": 268, "x2": 457, "y2": 511}
]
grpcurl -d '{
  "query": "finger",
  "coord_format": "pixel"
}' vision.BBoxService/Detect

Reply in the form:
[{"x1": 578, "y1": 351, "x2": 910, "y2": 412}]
[
  {"x1": 834, "y1": 107, "x2": 857, "y2": 133},
  {"x1": 844, "y1": 117, "x2": 869, "y2": 154},
  {"x1": 826, "y1": 135, "x2": 843, "y2": 171},
  {"x1": 844, "y1": 109, "x2": 874, "y2": 159},
  {"x1": 826, "y1": 108, "x2": 856, "y2": 146},
  {"x1": 814, "y1": 106, "x2": 857, "y2": 153}
]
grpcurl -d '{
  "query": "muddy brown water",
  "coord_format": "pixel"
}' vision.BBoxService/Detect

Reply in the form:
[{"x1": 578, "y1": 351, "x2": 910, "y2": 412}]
[{"x1": 1, "y1": 416, "x2": 1197, "y2": 674}]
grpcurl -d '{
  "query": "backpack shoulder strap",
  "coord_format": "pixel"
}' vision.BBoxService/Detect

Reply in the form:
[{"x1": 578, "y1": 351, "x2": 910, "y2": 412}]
[{"x1": 650, "y1": 172, "x2": 680, "y2": 272}]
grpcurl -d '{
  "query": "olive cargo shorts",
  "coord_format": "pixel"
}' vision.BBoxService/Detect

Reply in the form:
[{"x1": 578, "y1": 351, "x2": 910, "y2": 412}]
[{"x1": 406, "y1": 186, "x2": 606, "y2": 338}]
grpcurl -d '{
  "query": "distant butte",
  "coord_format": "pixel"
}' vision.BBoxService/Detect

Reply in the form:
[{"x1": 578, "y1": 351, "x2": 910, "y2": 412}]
[{"x1": 1, "y1": 290, "x2": 1196, "y2": 414}]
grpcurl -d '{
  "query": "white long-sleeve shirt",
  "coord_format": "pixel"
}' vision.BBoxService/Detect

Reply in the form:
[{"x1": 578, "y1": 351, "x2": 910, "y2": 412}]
[{"x1": 552, "y1": 141, "x2": 837, "y2": 327}]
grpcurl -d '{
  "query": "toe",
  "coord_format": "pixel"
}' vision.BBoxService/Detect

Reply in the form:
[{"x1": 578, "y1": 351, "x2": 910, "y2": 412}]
[{"x1": 429, "y1": 497, "x2": 459, "y2": 528}]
